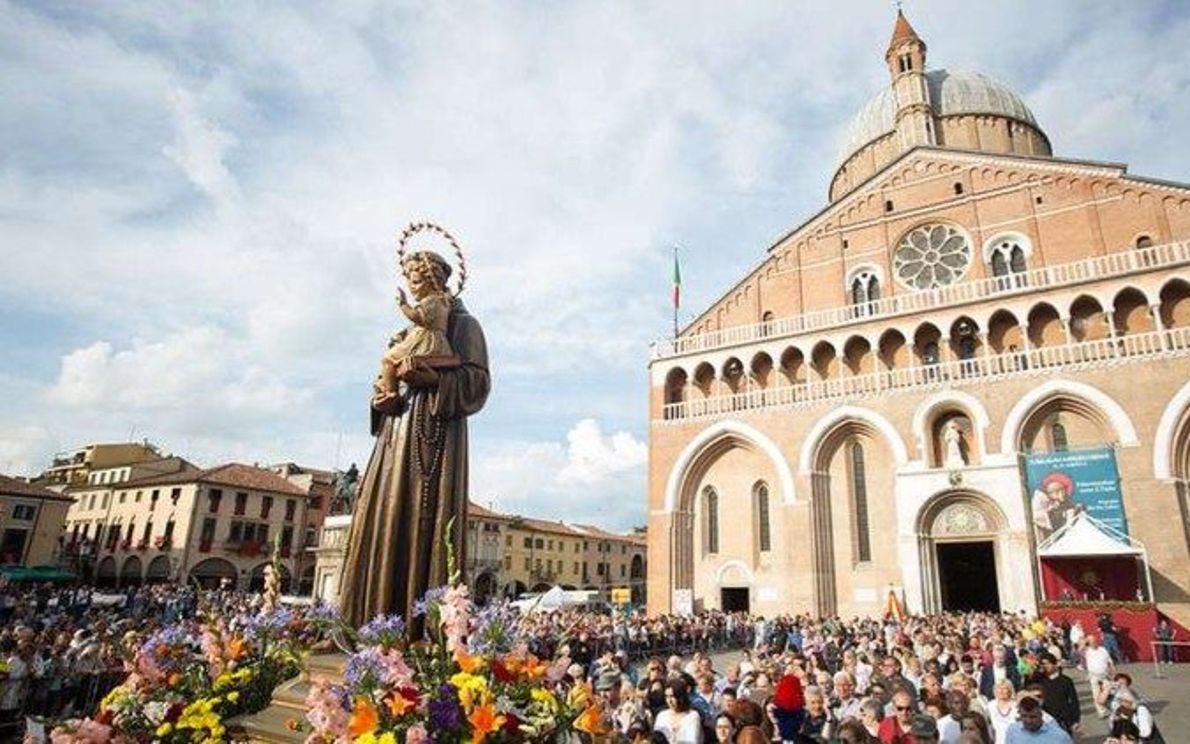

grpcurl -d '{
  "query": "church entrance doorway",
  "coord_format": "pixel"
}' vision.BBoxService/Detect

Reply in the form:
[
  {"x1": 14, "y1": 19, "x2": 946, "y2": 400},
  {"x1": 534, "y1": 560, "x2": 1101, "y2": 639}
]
[
  {"x1": 721, "y1": 587, "x2": 749, "y2": 613},
  {"x1": 936, "y1": 541, "x2": 999, "y2": 612}
]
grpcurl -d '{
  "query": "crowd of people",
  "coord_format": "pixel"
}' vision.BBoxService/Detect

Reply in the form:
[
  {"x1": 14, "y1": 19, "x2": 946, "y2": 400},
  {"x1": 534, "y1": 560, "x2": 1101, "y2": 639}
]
[
  {"x1": 519, "y1": 609, "x2": 1169, "y2": 744},
  {"x1": 0, "y1": 581, "x2": 269, "y2": 737},
  {"x1": 0, "y1": 580, "x2": 1177, "y2": 743}
]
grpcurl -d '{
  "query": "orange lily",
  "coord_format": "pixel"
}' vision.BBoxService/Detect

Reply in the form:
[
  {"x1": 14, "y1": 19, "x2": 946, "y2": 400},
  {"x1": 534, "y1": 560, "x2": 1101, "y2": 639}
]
[
  {"x1": 347, "y1": 698, "x2": 379, "y2": 738},
  {"x1": 453, "y1": 648, "x2": 485, "y2": 674},
  {"x1": 519, "y1": 655, "x2": 548, "y2": 681},
  {"x1": 227, "y1": 635, "x2": 246, "y2": 661},
  {"x1": 467, "y1": 700, "x2": 505, "y2": 744},
  {"x1": 385, "y1": 690, "x2": 416, "y2": 718},
  {"x1": 574, "y1": 701, "x2": 609, "y2": 736}
]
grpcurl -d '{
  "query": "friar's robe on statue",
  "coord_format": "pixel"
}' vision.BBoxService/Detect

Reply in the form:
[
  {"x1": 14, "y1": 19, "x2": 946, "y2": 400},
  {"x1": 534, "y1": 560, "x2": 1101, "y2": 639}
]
[{"x1": 339, "y1": 298, "x2": 489, "y2": 628}]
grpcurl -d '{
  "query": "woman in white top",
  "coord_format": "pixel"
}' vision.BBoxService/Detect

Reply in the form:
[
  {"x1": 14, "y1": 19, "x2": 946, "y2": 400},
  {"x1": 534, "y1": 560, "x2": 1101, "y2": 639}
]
[
  {"x1": 984, "y1": 680, "x2": 1017, "y2": 744},
  {"x1": 654, "y1": 680, "x2": 704, "y2": 744}
]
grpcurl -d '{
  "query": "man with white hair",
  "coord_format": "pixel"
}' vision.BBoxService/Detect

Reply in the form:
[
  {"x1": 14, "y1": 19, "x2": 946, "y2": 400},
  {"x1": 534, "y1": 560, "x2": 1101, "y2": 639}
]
[{"x1": 831, "y1": 671, "x2": 863, "y2": 720}]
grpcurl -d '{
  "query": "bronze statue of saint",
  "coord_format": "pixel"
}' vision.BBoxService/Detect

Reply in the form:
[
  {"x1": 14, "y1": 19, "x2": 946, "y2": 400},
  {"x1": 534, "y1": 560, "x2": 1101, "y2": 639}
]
[{"x1": 338, "y1": 243, "x2": 489, "y2": 628}]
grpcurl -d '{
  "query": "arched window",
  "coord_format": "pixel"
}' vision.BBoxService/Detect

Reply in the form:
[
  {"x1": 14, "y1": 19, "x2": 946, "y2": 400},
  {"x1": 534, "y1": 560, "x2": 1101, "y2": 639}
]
[
  {"x1": 1051, "y1": 421, "x2": 1069, "y2": 452},
  {"x1": 760, "y1": 311, "x2": 775, "y2": 337},
  {"x1": 703, "y1": 486, "x2": 719, "y2": 554},
  {"x1": 989, "y1": 239, "x2": 1028, "y2": 285},
  {"x1": 922, "y1": 341, "x2": 940, "y2": 365},
  {"x1": 754, "y1": 482, "x2": 771, "y2": 553},
  {"x1": 991, "y1": 250, "x2": 1008, "y2": 277},
  {"x1": 848, "y1": 442, "x2": 872, "y2": 563},
  {"x1": 1135, "y1": 235, "x2": 1154, "y2": 267},
  {"x1": 1010, "y1": 246, "x2": 1027, "y2": 274},
  {"x1": 849, "y1": 270, "x2": 881, "y2": 316}
]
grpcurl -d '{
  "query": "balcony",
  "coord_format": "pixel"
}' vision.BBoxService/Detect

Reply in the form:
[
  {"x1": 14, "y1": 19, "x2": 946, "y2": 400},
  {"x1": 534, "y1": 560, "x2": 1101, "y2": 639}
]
[
  {"x1": 467, "y1": 556, "x2": 502, "y2": 574},
  {"x1": 660, "y1": 327, "x2": 1190, "y2": 422},
  {"x1": 652, "y1": 240, "x2": 1190, "y2": 360}
]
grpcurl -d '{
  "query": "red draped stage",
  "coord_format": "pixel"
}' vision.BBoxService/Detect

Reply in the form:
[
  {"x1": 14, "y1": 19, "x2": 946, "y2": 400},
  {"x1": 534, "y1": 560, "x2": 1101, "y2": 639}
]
[
  {"x1": 1040, "y1": 603, "x2": 1190, "y2": 662},
  {"x1": 1039, "y1": 556, "x2": 1140, "y2": 602}
]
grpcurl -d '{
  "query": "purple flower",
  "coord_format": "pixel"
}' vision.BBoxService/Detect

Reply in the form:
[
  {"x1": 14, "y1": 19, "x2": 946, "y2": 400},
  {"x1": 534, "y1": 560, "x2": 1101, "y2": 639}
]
[
  {"x1": 358, "y1": 613, "x2": 406, "y2": 647},
  {"x1": 307, "y1": 603, "x2": 342, "y2": 623},
  {"x1": 344, "y1": 648, "x2": 390, "y2": 690},
  {"x1": 428, "y1": 684, "x2": 462, "y2": 730},
  {"x1": 468, "y1": 604, "x2": 522, "y2": 656},
  {"x1": 412, "y1": 586, "x2": 449, "y2": 618},
  {"x1": 342, "y1": 647, "x2": 414, "y2": 690}
]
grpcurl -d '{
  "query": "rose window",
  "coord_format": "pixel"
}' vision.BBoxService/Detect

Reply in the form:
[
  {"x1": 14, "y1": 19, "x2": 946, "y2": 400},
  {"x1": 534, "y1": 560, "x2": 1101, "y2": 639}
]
[{"x1": 893, "y1": 224, "x2": 972, "y2": 290}]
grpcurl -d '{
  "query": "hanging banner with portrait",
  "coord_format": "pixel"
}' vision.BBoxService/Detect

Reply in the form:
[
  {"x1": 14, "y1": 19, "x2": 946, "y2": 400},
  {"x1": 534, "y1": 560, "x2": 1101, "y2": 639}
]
[{"x1": 1023, "y1": 445, "x2": 1128, "y2": 542}]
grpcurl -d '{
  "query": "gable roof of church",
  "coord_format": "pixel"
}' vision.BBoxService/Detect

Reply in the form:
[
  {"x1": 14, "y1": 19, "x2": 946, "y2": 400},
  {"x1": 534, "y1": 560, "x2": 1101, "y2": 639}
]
[{"x1": 672, "y1": 146, "x2": 1190, "y2": 340}]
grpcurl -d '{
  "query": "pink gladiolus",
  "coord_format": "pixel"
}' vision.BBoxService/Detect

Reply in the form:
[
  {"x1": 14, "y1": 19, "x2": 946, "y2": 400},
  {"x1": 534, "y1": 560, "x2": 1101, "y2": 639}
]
[
  {"x1": 406, "y1": 723, "x2": 429, "y2": 744},
  {"x1": 439, "y1": 585, "x2": 471, "y2": 656}
]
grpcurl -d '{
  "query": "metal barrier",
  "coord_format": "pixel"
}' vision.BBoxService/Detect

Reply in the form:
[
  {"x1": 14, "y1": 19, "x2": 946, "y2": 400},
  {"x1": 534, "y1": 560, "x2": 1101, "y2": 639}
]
[{"x1": 1150, "y1": 640, "x2": 1190, "y2": 679}]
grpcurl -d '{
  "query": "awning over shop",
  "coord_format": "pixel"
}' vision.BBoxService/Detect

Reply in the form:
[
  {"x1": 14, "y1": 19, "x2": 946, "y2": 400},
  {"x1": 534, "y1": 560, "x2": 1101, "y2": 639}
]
[{"x1": 0, "y1": 564, "x2": 78, "y2": 583}]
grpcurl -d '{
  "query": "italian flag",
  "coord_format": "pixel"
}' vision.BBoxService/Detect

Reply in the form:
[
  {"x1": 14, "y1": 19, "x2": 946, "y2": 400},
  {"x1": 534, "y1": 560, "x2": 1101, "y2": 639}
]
[{"x1": 672, "y1": 249, "x2": 681, "y2": 310}]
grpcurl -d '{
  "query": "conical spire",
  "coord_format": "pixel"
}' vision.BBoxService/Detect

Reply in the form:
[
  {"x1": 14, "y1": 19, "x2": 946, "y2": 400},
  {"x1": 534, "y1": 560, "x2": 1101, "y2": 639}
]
[{"x1": 886, "y1": 9, "x2": 924, "y2": 55}]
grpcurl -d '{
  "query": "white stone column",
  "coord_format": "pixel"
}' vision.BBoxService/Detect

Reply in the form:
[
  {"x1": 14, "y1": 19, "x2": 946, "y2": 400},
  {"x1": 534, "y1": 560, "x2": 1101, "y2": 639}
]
[{"x1": 1151, "y1": 303, "x2": 1168, "y2": 351}]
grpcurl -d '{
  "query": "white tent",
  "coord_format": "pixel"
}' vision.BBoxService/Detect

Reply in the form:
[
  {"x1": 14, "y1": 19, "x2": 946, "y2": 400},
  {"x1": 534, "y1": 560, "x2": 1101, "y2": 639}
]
[
  {"x1": 511, "y1": 586, "x2": 599, "y2": 613},
  {"x1": 1037, "y1": 512, "x2": 1153, "y2": 600}
]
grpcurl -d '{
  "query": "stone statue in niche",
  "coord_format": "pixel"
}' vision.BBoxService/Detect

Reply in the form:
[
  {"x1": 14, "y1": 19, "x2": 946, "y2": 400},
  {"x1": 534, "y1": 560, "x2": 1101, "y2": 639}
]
[{"x1": 943, "y1": 419, "x2": 967, "y2": 468}]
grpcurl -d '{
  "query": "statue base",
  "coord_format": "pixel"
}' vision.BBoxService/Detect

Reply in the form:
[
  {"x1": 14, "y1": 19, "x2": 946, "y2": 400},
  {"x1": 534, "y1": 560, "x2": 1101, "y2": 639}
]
[{"x1": 227, "y1": 653, "x2": 346, "y2": 743}]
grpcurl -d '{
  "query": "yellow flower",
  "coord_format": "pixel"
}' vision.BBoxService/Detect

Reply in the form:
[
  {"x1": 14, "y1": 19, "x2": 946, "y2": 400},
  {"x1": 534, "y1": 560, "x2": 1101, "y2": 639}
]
[
  {"x1": 356, "y1": 733, "x2": 378, "y2": 744},
  {"x1": 377, "y1": 733, "x2": 397, "y2": 744},
  {"x1": 156, "y1": 723, "x2": 174, "y2": 737},
  {"x1": 226, "y1": 691, "x2": 240, "y2": 703},
  {"x1": 530, "y1": 688, "x2": 557, "y2": 710},
  {"x1": 449, "y1": 672, "x2": 488, "y2": 712}
]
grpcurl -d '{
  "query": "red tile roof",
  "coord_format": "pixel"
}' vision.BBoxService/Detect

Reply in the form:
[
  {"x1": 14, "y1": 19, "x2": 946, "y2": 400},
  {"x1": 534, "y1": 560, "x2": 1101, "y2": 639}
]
[
  {"x1": 120, "y1": 463, "x2": 308, "y2": 496},
  {"x1": 467, "y1": 502, "x2": 643, "y2": 544},
  {"x1": 0, "y1": 475, "x2": 73, "y2": 502},
  {"x1": 887, "y1": 9, "x2": 922, "y2": 52}
]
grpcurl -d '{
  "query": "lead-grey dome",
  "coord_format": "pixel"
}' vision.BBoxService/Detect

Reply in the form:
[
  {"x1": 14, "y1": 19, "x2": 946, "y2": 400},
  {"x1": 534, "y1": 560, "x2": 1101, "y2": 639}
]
[{"x1": 837, "y1": 69, "x2": 1041, "y2": 166}]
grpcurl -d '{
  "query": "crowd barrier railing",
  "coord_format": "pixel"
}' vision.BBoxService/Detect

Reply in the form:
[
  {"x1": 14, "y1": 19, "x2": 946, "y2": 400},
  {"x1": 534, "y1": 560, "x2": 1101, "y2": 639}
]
[{"x1": 1150, "y1": 640, "x2": 1190, "y2": 679}]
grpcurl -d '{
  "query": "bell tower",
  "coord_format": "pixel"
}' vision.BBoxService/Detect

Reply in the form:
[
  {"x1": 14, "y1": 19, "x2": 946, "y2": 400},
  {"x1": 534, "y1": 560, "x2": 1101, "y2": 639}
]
[{"x1": 885, "y1": 9, "x2": 935, "y2": 151}]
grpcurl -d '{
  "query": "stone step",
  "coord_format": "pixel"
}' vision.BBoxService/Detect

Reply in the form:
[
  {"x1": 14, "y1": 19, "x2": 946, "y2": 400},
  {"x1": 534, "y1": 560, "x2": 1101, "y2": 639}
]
[{"x1": 228, "y1": 653, "x2": 348, "y2": 743}]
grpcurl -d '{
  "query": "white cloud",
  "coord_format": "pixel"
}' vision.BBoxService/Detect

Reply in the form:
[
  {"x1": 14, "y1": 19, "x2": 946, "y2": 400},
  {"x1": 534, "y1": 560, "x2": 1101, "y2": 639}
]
[
  {"x1": 0, "y1": 425, "x2": 57, "y2": 478},
  {"x1": 47, "y1": 327, "x2": 311, "y2": 418},
  {"x1": 472, "y1": 419, "x2": 647, "y2": 530},
  {"x1": 1, "y1": 1, "x2": 1189, "y2": 533},
  {"x1": 163, "y1": 88, "x2": 240, "y2": 207},
  {"x1": 558, "y1": 418, "x2": 647, "y2": 485}
]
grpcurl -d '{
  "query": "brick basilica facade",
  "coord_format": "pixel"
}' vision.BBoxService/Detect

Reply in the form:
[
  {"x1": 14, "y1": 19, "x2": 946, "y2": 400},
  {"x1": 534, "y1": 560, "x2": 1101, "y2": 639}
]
[{"x1": 646, "y1": 12, "x2": 1190, "y2": 627}]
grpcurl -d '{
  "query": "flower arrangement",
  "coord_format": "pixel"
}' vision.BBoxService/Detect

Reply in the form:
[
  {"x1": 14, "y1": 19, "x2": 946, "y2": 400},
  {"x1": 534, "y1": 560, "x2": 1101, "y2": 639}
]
[
  {"x1": 303, "y1": 584, "x2": 607, "y2": 744},
  {"x1": 51, "y1": 527, "x2": 607, "y2": 744},
  {"x1": 49, "y1": 601, "x2": 341, "y2": 743}
]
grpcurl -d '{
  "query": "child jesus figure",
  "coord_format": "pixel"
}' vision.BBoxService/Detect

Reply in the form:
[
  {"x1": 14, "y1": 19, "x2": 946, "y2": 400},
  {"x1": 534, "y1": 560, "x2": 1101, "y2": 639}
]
[{"x1": 377, "y1": 252, "x2": 460, "y2": 397}]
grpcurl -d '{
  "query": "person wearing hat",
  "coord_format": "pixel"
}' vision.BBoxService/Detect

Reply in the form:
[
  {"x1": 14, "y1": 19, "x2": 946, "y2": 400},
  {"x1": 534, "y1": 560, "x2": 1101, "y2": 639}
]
[{"x1": 1109, "y1": 687, "x2": 1160, "y2": 743}]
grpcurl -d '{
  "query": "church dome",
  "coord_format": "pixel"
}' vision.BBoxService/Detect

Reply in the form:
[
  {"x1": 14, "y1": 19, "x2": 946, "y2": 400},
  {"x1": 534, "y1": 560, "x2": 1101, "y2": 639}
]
[{"x1": 837, "y1": 69, "x2": 1043, "y2": 167}]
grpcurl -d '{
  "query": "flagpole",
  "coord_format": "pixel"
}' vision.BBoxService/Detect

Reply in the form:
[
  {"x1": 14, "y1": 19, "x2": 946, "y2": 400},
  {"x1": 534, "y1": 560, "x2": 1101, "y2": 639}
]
[{"x1": 672, "y1": 245, "x2": 680, "y2": 340}]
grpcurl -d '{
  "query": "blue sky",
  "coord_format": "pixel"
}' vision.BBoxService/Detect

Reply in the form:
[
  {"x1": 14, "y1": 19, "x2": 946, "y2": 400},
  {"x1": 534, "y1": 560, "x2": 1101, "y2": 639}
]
[{"x1": 2, "y1": 1, "x2": 1189, "y2": 530}]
